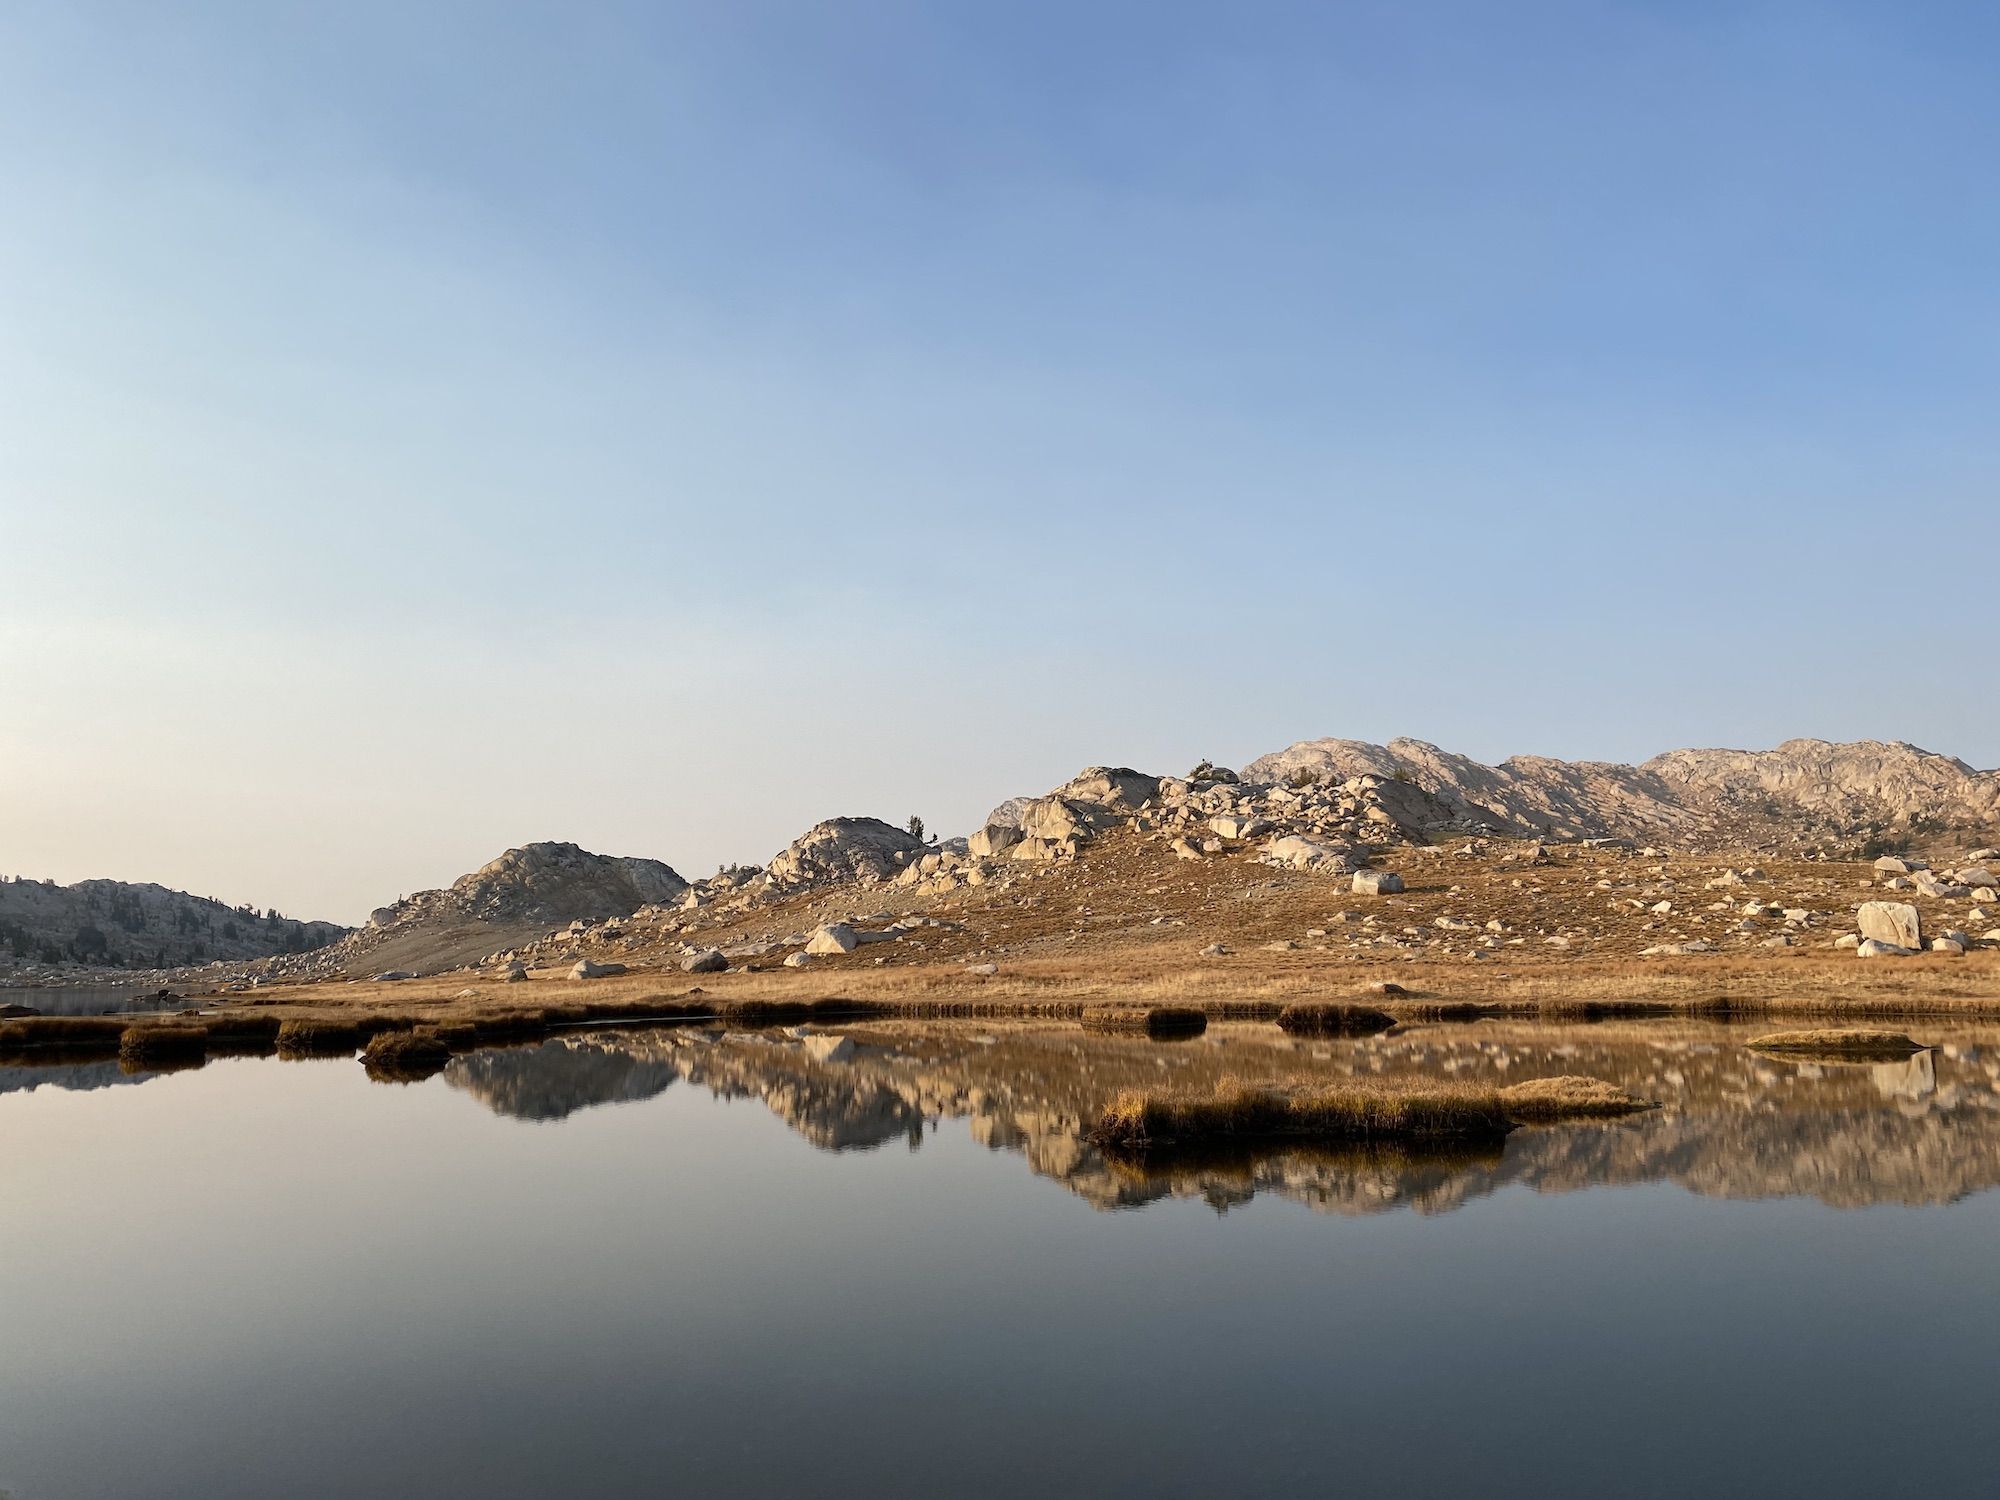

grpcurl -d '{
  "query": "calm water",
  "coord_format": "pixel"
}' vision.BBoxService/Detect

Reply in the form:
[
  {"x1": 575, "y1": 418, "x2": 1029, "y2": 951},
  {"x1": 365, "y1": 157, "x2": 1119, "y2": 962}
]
[
  {"x1": 0, "y1": 984, "x2": 186, "y2": 1017},
  {"x1": 4, "y1": 1019, "x2": 1999, "y2": 1499}
]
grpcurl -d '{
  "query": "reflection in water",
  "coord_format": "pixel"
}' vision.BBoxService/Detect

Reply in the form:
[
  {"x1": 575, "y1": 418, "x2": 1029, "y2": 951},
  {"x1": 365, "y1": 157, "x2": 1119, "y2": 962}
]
[
  {"x1": 444, "y1": 1039, "x2": 680, "y2": 1121},
  {"x1": 422, "y1": 1020, "x2": 2000, "y2": 1214},
  {"x1": 0, "y1": 1059, "x2": 146, "y2": 1098}
]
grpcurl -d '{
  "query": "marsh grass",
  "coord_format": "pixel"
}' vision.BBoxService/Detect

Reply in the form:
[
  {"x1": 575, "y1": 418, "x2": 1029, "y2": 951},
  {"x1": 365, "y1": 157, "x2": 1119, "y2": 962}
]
[
  {"x1": 719, "y1": 998, "x2": 897, "y2": 1027},
  {"x1": 1090, "y1": 1078, "x2": 1514, "y2": 1151},
  {"x1": 361, "y1": 1027, "x2": 453, "y2": 1081},
  {"x1": 0, "y1": 1016, "x2": 131, "y2": 1054},
  {"x1": 1080, "y1": 1004, "x2": 1208, "y2": 1038},
  {"x1": 1384, "y1": 1000, "x2": 1494, "y2": 1023},
  {"x1": 1530, "y1": 999, "x2": 1676, "y2": 1021},
  {"x1": 117, "y1": 1023, "x2": 210, "y2": 1066},
  {"x1": 275, "y1": 1018, "x2": 366, "y2": 1057},
  {"x1": 1274, "y1": 1003, "x2": 1397, "y2": 1037},
  {"x1": 1494, "y1": 1075, "x2": 1658, "y2": 1120},
  {"x1": 1090, "y1": 1073, "x2": 1653, "y2": 1152},
  {"x1": 1746, "y1": 1028, "x2": 1926, "y2": 1059}
]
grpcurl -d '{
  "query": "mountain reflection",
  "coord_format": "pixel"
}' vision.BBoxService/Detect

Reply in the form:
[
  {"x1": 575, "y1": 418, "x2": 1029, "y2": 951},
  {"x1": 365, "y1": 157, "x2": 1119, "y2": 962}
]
[
  {"x1": 444, "y1": 1039, "x2": 680, "y2": 1122},
  {"x1": 433, "y1": 1020, "x2": 2000, "y2": 1215}
]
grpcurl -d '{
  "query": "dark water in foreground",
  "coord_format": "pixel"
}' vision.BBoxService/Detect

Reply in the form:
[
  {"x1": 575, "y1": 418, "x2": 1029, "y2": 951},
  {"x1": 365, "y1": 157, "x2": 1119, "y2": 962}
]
[{"x1": 4, "y1": 1019, "x2": 1999, "y2": 1499}]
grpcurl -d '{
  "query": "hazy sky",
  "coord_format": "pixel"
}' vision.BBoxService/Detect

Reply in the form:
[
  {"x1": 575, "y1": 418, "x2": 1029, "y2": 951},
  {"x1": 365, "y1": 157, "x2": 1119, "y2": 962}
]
[{"x1": 4, "y1": 1, "x2": 1997, "y2": 922}]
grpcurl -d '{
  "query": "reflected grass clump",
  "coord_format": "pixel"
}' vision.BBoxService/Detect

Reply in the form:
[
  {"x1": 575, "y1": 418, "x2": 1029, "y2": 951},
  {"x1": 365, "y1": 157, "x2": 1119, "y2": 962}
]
[
  {"x1": 275, "y1": 1019, "x2": 366, "y2": 1057},
  {"x1": 1274, "y1": 1003, "x2": 1397, "y2": 1037},
  {"x1": 1091, "y1": 1074, "x2": 1655, "y2": 1152},
  {"x1": 1533, "y1": 1000, "x2": 1674, "y2": 1021},
  {"x1": 1080, "y1": 1005, "x2": 1208, "y2": 1039},
  {"x1": 1747, "y1": 1028, "x2": 1926, "y2": 1060},
  {"x1": 720, "y1": 998, "x2": 894, "y2": 1028},
  {"x1": 117, "y1": 1023, "x2": 211, "y2": 1067},
  {"x1": 1495, "y1": 1075, "x2": 1659, "y2": 1120},
  {"x1": 362, "y1": 1027, "x2": 453, "y2": 1082},
  {"x1": 0, "y1": 1016, "x2": 132, "y2": 1056}
]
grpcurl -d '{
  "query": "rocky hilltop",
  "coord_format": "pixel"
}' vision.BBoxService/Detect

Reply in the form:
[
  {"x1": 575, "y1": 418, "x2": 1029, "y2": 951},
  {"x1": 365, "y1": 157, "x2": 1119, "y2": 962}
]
[
  {"x1": 0, "y1": 875, "x2": 345, "y2": 975},
  {"x1": 246, "y1": 734, "x2": 1999, "y2": 983},
  {"x1": 274, "y1": 842, "x2": 687, "y2": 981},
  {"x1": 1243, "y1": 736, "x2": 2000, "y2": 847}
]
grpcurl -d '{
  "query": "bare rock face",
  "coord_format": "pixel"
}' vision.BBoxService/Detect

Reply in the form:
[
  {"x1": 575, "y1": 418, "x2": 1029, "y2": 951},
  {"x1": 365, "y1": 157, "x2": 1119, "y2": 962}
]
[
  {"x1": 1857, "y1": 901, "x2": 1922, "y2": 950},
  {"x1": 967, "y1": 824, "x2": 1024, "y2": 859},
  {"x1": 1241, "y1": 735, "x2": 2000, "y2": 847},
  {"x1": 1052, "y1": 766, "x2": 1160, "y2": 812},
  {"x1": 1244, "y1": 736, "x2": 1692, "y2": 840},
  {"x1": 765, "y1": 819, "x2": 925, "y2": 890},
  {"x1": 1646, "y1": 739, "x2": 2000, "y2": 833}
]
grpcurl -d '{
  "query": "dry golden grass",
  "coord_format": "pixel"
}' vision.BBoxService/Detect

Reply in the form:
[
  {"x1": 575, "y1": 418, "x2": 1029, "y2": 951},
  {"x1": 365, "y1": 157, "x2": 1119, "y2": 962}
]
[
  {"x1": 1746, "y1": 1028, "x2": 1927, "y2": 1058},
  {"x1": 0, "y1": 1015, "x2": 133, "y2": 1053},
  {"x1": 1494, "y1": 1075, "x2": 1658, "y2": 1120},
  {"x1": 117, "y1": 1023, "x2": 210, "y2": 1065},
  {"x1": 274, "y1": 1018, "x2": 366, "y2": 1056},
  {"x1": 1090, "y1": 1069, "x2": 1657, "y2": 1151},
  {"x1": 1090, "y1": 1077, "x2": 1516, "y2": 1151},
  {"x1": 360, "y1": 1027, "x2": 453, "y2": 1080}
]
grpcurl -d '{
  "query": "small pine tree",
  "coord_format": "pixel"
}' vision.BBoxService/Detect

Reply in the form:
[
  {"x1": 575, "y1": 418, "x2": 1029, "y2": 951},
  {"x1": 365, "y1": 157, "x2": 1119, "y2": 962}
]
[{"x1": 906, "y1": 815, "x2": 926, "y2": 843}]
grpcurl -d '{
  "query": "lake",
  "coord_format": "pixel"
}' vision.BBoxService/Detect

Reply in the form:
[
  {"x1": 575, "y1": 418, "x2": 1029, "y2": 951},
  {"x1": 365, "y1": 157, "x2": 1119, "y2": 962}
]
[
  {"x1": 3, "y1": 1018, "x2": 1997, "y2": 1498},
  {"x1": 0, "y1": 985, "x2": 187, "y2": 1018}
]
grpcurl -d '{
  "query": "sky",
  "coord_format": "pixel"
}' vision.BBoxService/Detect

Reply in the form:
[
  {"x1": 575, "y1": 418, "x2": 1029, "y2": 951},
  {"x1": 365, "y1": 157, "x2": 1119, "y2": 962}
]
[{"x1": 2, "y1": 1, "x2": 1997, "y2": 923}]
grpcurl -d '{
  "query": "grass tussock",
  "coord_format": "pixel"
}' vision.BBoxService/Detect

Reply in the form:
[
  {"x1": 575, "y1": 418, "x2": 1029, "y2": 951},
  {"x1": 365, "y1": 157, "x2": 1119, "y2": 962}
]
[
  {"x1": 1090, "y1": 1078, "x2": 1513, "y2": 1152},
  {"x1": 1494, "y1": 1075, "x2": 1658, "y2": 1120},
  {"x1": 274, "y1": 1018, "x2": 366, "y2": 1057},
  {"x1": 1090, "y1": 1072, "x2": 1655, "y2": 1152},
  {"x1": 117, "y1": 1023, "x2": 210, "y2": 1065},
  {"x1": 1274, "y1": 1003, "x2": 1397, "y2": 1037},
  {"x1": 361, "y1": 1027, "x2": 453, "y2": 1080},
  {"x1": 0, "y1": 1016, "x2": 132, "y2": 1053},
  {"x1": 1747, "y1": 1028, "x2": 1927, "y2": 1059},
  {"x1": 1080, "y1": 1004, "x2": 1209, "y2": 1038}
]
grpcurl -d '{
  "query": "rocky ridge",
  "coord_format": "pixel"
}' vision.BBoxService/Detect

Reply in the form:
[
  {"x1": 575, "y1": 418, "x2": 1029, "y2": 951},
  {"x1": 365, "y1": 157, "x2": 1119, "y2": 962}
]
[
  {"x1": 0, "y1": 875, "x2": 345, "y2": 977},
  {"x1": 249, "y1": 734, "x2": 2000, "y2": 983}
]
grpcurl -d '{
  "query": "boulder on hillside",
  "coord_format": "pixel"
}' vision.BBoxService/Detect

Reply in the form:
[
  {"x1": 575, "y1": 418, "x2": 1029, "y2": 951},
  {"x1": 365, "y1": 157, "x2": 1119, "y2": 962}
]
[
  {"x1": 1857, "y1": 901, "x2": 1922, "y2": 951},
  {"x1": 1261, "y1": 836, "x2": 1356, "y2": 872},
  {"x1": 1054, "y1": 766, "x2": 1160, "y2": 811},
  {"x1": 681, "y1": 949, "x2": 728, "y2": 974},
  {"x1": 805, "y1": 923, "x2": 860, "y2": 955},
  {"x1": 569, "y1": 959, "x2": 626, "y2": 980},
  {"x1": 765, "y1": 818, "x2": 926, "y2": 890},
  {"x1": 1352, "y1": 870, "x2": 1406, "y2": 895},
  {"x1": 967, "y1": 823, "x2": 1025, "y2": 858},
  {"x1": 1017, "y1": 797, "x2": 1103, "y2": 844}
]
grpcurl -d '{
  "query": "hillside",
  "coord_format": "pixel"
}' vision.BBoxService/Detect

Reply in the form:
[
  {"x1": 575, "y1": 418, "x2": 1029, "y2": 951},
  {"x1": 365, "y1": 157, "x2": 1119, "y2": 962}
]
[
  {"x1": 235, "y1": 735, "x2": 2000, "y2": 983},
  {"x1": 278, "y1": 841, "x2": 688, "y2": 980},
  {"x1": 0, "y1": 875, "x2": 345, "y2": 974},
  {"x1": 1241, "y1": 736, "x2": 2000, "y2": 848}
]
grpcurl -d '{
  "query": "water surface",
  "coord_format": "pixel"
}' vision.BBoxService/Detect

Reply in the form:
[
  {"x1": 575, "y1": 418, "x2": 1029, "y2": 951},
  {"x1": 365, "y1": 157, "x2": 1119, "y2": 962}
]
[{"x1": 3, "y1": 1019, "x2": 1996, "y2": 1498}]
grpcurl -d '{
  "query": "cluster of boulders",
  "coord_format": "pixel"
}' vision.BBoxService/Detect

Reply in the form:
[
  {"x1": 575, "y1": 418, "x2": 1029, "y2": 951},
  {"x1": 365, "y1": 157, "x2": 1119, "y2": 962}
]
[{"x1": 1835, "y1": 852, "x2": 2000, "y2": 957}]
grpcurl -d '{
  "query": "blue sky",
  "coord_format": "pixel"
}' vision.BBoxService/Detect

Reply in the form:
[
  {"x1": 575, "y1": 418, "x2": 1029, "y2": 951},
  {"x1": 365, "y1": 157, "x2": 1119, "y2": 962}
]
[{"x1": 3, "y1": 1, "x2": 1996, "y2": 920}]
